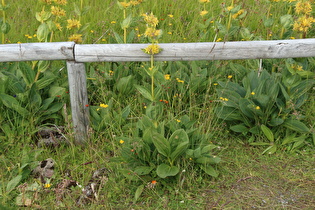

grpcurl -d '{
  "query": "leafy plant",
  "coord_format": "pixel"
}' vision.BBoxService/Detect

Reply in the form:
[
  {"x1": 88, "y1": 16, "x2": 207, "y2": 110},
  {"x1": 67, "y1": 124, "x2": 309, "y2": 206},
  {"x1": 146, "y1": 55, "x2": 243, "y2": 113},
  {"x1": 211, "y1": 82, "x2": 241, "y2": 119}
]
[{"x1": 216, "y1": 67, "x2": 314, "y2": 153}]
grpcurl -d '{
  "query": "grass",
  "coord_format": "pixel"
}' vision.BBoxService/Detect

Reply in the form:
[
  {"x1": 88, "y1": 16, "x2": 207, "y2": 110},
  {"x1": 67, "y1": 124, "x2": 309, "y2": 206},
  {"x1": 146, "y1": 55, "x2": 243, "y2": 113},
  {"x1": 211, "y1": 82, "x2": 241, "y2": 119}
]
[{"x1": 1, "y1": 0, "x2": 315, "y2": 209}]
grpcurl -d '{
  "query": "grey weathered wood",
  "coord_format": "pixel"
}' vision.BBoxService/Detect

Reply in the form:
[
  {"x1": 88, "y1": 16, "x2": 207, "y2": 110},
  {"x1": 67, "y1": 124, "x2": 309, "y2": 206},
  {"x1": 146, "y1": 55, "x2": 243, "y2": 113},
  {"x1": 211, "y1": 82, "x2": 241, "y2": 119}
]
[
  {"x1": 0, "y1": 42, "x2": 75, "y2": 62},
  {"x1": 66, "y1": 61, "x2": 90, "y2": 145},
  {"x1": 74, "y1": 39, "x2": 315, "y2": 62}
]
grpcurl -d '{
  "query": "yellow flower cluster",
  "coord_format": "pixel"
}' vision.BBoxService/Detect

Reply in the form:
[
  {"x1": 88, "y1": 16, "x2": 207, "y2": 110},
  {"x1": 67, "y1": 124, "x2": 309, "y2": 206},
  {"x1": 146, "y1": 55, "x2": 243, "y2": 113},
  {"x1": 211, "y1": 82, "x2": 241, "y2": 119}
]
[
  {"x1": 51, "y1": 6, "x2": 66, "y2": 17},
  {"x1": 199, "y1": 0, "x2": 210, "y2": 3},
  {"x1": 232, "y1": 9, "x2": 245, "y2": 19},
  {"x1": 68, "y1": 34, "x2": 82, "y2": 43},
  {"x1": 144, "y1": 27, "x2": 162, "y2": 39},
  {"x1": 219, "y1": 97, "x2": 229, "y2": 101},
  {"x1": 40, "y1": 0, "x2": 67, "y2": 5},
  {"x1": 143, "y1": 13, "x2": 159, "y2": 27},
  {"x1": 293, "y1": 1, "x2": 315, "y2": 35},
  {"x1": 67, "y1": 19, "x2": 82, "y2": 30},
  {"x1": 293, "y1": 15, "x2": 315, "y2": 32},
  {"x1": 119, "y1": 0, "x2": 141, "y2": 8},
  {"x1": 200, "y1": 10, "x2": 209, "y2": 16},
  {"x1": 143, "y1": 44, "x2": 162, "y2": 55},
  {"x1": 295, "y1": 1, "x2": 312, "y2": 15}
]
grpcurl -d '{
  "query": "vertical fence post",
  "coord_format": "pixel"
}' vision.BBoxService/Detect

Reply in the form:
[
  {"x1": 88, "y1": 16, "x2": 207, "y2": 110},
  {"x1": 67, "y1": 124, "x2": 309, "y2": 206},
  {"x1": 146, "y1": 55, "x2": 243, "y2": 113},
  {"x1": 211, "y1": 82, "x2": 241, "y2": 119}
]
[{"x1": 66, "y1": 61, "x2": 90, "y2": 145}]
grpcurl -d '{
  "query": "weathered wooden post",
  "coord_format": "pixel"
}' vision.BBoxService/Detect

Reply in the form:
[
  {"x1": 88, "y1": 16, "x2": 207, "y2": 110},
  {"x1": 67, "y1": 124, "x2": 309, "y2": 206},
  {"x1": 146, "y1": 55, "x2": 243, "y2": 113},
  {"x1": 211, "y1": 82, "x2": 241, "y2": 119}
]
[{"x1": 66, "y1": 61, "x2": 90, "y2": 145}]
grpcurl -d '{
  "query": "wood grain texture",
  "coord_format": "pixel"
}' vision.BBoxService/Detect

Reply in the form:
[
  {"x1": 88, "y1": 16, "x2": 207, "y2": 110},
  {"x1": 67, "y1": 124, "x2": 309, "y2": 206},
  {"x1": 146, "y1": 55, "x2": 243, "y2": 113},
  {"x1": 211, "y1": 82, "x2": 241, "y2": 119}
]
[
  {"x1": 74, "y1": 39, "x2": 315, "y2": 62},
  {"x1": 0, "y1": 42, "x2": 75, "y2": 62},
  {"x1": 66, "y1": 61, "x2": 90, "y2": 145}
]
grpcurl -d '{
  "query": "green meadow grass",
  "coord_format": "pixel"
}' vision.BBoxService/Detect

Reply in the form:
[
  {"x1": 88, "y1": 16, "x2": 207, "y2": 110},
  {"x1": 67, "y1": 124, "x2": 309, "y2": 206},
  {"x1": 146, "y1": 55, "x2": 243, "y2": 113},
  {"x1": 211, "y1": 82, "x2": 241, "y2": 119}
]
[{"x1": 1, "y1": 0, "x2": 315, "y2": 209}]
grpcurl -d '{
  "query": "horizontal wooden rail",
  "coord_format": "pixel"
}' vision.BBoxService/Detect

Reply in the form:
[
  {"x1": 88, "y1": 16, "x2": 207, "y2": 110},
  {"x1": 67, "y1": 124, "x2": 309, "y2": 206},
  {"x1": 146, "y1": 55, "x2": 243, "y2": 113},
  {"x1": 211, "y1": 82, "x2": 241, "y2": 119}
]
[
  {"x1": 0, "y1": 42, "x2": 74, "y2": 62},
  {"x1": 75, "y1": 39, "x2": 315, "y2": 62},
  {"x1": 1, "y1": 38, "x2": 315, "y2": 144}
]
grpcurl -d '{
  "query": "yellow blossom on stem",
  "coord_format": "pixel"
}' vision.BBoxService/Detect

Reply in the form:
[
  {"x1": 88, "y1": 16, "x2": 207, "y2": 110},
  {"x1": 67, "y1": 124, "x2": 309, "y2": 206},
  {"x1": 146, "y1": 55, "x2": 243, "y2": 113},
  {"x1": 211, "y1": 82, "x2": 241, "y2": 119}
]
[
  {"x1": 200, "y1": 10, "x2": 208, "y2": 16},
  {"x1": 119, "y1": 139, "x2": 125, "y2": 144},
  {"x1": 295, "y1": 1, "x2": 312, "y2": 15},
  {"x1": 100, "y1": 103, "x2": 109, "y2": 108},
  {"x1": 54, "y1": 0, "x2": 67, "y2": 5},
  {"x1": 293, "y1": 15, "x2": 315, "y2": 33},
  {"x1": 68, "y1": 34, "x2": 82, "y2": 43},
  {"x1": 54, "y1": 22, "x2": 63, "y2": 31},
  {"x1": 119, "y1": 1, "x2": 131, "y2": 8},
  {"x1": 143, "y1": 44, "x2": 162, "y2": 55},
  {"x1": 67, "y1": 19, "x2": 82, "y2": 30},
  {"x1": 228, "y1": 75, "x2": 233, "y2": 79},
  {"x1": 164, "y1": 74, "x2": 171, "y2": 80},
  {"x1": 144, "y1": 27, "x2": 162, "y2": 38},
  {"x1": 142, "y1": 13, "x2": 159, "y2": 27},
  {"x1": 51, "y1": 6, "x2": 66, "y2": 17},
  {"x1": 44, "y1": 183, "x2": 51, "y2": 188}
]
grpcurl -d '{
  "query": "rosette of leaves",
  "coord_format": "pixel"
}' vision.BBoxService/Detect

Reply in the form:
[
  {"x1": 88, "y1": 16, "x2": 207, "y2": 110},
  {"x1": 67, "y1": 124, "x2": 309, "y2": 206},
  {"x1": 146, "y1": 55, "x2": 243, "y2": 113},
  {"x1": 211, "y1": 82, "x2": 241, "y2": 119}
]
[
  {"x1": 116, "y1": 114, "x2": 220, "y2": 181},
  {"x1": 215, "y1": 69, "x2": 314, "y2": 153}
]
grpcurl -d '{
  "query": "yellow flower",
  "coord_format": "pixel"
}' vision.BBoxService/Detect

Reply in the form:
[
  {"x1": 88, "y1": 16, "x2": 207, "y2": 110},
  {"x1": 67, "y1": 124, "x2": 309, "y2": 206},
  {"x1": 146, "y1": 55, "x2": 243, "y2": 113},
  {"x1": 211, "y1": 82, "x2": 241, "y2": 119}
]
[
  {"x1": 144, "y1": 28, "x2": 161, "y2": 38},
  {"x1": 119, "y1": 139, "x2": 125, "y2": 144},
  {"x1": 199, "y1": 0, "x2": 210, "y2": 3},
  {"x1": 293, "y1": 15, "x2": 315, "y2": 33},
  {"x1": 143, "y1": 44, "x2": 162, "y2": 55},
  {"x1": 227, "y1": 6, "x2": 234, "y2": 11},
  {"x1": 216, "y1": 38, "x2": 222, "y2": 42},
  {"x1": 176, "y1": 78, "x2": 184, "y2": 83},
  {"x1": 200, "y1": 10, "x2": 208, "y2": 16},
  {"x1": 67, "y1": 19, "x2": 82, "y2": 30},
  {"x1": 142, "y1": 13, "x2": 159, "y2": 27},
  {"x1": 51, "y1": 6, "x2": 66, "y2": 17},
  {"x1": 111, "y1": 21, "x2": 116, "y2": 24},
  {"x1": 232, "y1": 9, "x2": 245, "y2": 19},
  {"x1": 130, "y1": 1, "x2": 140, "y2": 6},
  {"x1": 40, "y1": 0, "x2": 53, "y2": 4},
  {"x1": 119, "y1": 1, "x2": 131, "y2": 8},
  {"x1": 251, "y1": 92, "x2": 255, "y2": 95},
  {"x1": 164, "y1": 74, "x2": 171, "y2": 80},
  {"x1": 44, "y1": 183, "x2": 51, "y2": 188},
  {"x1": 255, "y1": 106, "x2": 260, "y2": 110},
  {"x1": 213, "y1": 83, "x2": 218, "y2": 86},
  {"x1": 167, "y1": 31, "x2": 172, "y2": 35},
  {"x1": 168, "y1": 14, "x2": 174, "y2": 18},
  {"x1": 295, "y1": 1, "x2": 312, "y2": 15},
  {"x1": 100, "y1": 103, "x2": 109, "y2": 108},
  {"x1": 55, "y1": 22, "x2": 63, "y2": 31},
  {"x1": 54, "y1": 0, "x2": 67, "y2": 5},
  {"x1": 68, "y1": 34, "x2": 83, "y2": 43},
  {"x1": 227, "y1": 75, "x2": 233, "y2": 79},
  {"x1": 176, "y1": 119, "x2": 181, "y2": 122}
]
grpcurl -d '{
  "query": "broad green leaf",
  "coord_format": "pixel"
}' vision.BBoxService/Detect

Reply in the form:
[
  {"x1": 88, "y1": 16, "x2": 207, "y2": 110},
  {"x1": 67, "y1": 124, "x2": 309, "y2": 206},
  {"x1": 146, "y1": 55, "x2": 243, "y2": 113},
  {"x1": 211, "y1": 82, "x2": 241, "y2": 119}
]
[
  {"x1": 6, "y1": 175, "x2": 22, "y2": 193},
  {"x1": 116, "y1": 75, "x2": 134, "y2": 95},
  {"x1": 283, "y1": 119, "x2": 310, "y2": 133},
  {"x1": 37, "y1": 22, "x2": 50, "y2": 42},
  {"x1": 113, "y1": 31, "x2": 124, "y2": 44},
  {"x1": 169, "y1": 129, "x2": 189, "y2": 149},
  {"x1": 134, "y1": 166, "x2": 154, "y2": 175},
  {"x1": 262, "y1": 145, "x2": 277, "y2": 154},
  {"x1": 200, "y1": 165, "x2": 219, "y2": 177},
  {"x1": 201, "y1": 144, "x2": 218, "y2": 154},
  {"x1": 49, "y1": 86, "x2": 66, "y2": 98},
  {"x1": 43, "y1": 102, "x2": 63, "y2": 115},
  {"x1": 121, "y1": 105, "x2": 131, "y2": 120},
  {"x1": 134, "y1": 184, "x2": 144, "y2": 203},
  {"x1": 18, "y1": 62, "x2": 35, "y2": 87},
  {"x1": 0, "y1": 94, "x2": 30, "y2": 116},
  {"x1": 230, "y1": 124, "x2": 248, "y2": 133},
  {"x1": 268, "y1": 118, "x2": 284, "y2": 126},
  {"x1": 1, "y1": 22, "x2": 10, "y2": 34},
  {"x1": 239, "y1": 98, "x2": 254, "y2": 119},
  {"x1": 29, "y1": 84, "x2": 42, "y2": 108},
  {"x1": 156, "y1": 164, "x2": 179, "y2": 178},
  {"x1": 170, "y1": 141, "x2": 189, "y2": 162},
  {"x1": 151, "y1": 132, "x2": 171, "y2": 157},
  {"x1": 196, "y1": 156, "x2": 221, "y2": 164},
  {"x1": 250, "y1": 142, "x2": 272, "y2": 146},
  {"x1": 134, "y1": 85, "x2": 153, "y2": 101},
  {"x1": 261, "y1": 124, "x2": 274, "y2": 142},
  {"x1": 121, "y1": 14, "x2": 132, "y2": 29}
]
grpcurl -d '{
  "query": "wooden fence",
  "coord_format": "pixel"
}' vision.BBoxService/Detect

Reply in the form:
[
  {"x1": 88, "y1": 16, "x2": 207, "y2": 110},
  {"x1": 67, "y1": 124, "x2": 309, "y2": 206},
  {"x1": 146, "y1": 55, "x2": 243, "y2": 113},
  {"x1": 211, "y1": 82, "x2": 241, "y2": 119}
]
[{"x1": 1, "y1": 39, "x2": 315, "y2": 144}]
